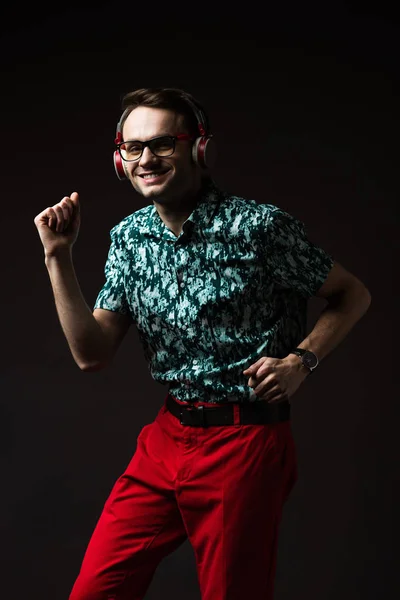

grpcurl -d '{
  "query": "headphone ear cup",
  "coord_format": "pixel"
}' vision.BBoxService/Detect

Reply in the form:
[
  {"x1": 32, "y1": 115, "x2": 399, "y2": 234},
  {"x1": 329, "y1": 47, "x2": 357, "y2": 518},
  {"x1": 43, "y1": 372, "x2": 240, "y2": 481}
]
[
  {"x1": 203, "y1": 136, "x2": 217, "y2": 169},
  {"x1": 191, "y1": 137, "x2": 201, "y2": 166},
  {"x1": 113, "y1": 151, "x2": 128, "y2": 180},
  {"x1": 192, "y1": 136, "x2": 217, "y2": 169}
]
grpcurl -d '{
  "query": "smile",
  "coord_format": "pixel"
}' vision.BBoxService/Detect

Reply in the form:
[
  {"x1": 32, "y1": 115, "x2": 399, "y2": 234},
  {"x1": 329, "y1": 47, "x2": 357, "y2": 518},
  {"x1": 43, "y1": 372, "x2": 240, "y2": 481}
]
[{"x1": 138, "y1": 170, "x2": 170, "y2": 183}]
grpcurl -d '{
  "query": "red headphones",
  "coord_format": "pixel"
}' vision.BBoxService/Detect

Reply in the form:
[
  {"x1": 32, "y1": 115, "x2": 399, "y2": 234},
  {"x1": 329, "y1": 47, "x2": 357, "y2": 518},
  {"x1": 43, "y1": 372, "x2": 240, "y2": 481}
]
[{"x1": 113, "y1": 94, "x2": 217, "y2": 181}]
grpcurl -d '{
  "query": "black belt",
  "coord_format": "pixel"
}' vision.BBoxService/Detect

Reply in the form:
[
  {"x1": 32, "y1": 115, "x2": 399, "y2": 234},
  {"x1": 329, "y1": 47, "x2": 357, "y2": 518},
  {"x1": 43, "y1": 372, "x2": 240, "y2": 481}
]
[{"x1": 166, "y1": 394, "x2": 290, "y2": 427}]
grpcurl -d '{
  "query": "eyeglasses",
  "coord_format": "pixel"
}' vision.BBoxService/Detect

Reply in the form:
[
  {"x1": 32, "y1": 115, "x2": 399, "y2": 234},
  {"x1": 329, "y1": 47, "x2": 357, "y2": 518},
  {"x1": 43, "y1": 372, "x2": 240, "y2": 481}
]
[{"x1": 117, "y1": 134, "x2": 193, "y2": 162}]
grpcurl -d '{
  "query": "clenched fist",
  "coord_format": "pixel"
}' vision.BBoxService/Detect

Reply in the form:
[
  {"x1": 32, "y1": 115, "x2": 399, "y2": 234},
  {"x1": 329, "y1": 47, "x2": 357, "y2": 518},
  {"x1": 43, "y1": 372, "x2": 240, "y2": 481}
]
[{"x1": 34, "y1": 192, "x2": 80, "y2": 256}]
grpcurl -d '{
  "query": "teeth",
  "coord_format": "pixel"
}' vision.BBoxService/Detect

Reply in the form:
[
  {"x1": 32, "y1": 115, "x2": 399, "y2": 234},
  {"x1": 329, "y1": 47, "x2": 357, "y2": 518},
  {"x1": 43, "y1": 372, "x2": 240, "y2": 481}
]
[{"x1": 143, "y1": 172, "x2": 165, "y2": 179}]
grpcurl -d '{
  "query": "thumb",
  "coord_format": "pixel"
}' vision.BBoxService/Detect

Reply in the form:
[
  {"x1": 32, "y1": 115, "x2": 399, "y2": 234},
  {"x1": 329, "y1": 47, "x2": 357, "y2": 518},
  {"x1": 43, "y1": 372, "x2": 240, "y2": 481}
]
[{"x1": 70, "y1": 191, "x2": 80, "y2": 211}]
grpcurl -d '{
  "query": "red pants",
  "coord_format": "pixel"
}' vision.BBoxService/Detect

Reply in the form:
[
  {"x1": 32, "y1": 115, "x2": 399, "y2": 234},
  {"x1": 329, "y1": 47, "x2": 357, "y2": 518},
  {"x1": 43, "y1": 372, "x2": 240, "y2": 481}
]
[{"x1": 69, "y1": 395, "x2": 297, "y2": 600}]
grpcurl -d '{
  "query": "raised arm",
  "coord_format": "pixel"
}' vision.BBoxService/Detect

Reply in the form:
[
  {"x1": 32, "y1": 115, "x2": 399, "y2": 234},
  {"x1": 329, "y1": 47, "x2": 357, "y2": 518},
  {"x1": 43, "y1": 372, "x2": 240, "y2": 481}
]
[{"x1": 34, "y1": 192, "x2": 131, "y2": 371}]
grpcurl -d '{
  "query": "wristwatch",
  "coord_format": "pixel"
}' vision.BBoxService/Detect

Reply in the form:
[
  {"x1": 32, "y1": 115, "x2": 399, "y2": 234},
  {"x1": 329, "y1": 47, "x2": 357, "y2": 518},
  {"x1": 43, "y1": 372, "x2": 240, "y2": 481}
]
[{"x1": 290, "y1": 348, "x2": 319, "y2": 373}]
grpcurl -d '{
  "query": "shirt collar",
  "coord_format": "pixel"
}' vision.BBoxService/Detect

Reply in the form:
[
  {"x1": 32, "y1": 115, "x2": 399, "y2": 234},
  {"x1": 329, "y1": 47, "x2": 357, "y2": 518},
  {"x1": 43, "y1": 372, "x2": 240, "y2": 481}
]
[{"x1": 139, "y1": 178, "x2": 222, "y2": 241}]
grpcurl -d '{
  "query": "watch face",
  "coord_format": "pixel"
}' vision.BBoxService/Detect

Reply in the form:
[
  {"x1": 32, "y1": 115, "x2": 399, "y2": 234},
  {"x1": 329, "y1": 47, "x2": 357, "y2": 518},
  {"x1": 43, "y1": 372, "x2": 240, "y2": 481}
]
[{"x1": 303, "y1": 351, "x2": 318, "y2": 369}]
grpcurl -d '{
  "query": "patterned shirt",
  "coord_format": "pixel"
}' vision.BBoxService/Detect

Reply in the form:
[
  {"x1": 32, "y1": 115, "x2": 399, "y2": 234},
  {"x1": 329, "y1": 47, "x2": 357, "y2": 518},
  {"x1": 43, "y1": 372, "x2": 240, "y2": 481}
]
[{"x1": 94, "y1": 179, "x2": 334, "y2": 404}]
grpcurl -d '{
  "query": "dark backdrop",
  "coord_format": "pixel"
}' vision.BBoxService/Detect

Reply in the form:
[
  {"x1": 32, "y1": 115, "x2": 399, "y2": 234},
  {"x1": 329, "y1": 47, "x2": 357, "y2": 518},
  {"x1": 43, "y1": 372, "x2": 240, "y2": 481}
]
[{"x1": 0, "y1": 3, "x2": 398, "y2": 599}]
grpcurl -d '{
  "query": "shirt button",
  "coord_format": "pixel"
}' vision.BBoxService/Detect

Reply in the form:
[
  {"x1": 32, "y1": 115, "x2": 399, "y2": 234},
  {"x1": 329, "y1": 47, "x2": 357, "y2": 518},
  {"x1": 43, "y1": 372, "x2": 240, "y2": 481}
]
[{"x1": 180, "y1": 282, "x2": 185, "y2": 288}]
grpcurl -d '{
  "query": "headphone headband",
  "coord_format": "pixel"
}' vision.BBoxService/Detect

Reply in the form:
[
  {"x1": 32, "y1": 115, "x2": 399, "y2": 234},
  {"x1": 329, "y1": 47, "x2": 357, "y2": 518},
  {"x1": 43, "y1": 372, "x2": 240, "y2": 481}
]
[
  {"x1": 114, "y1": 108, "x2": 132, "y2": 144},
  {"x1": 179, "y1": 94, "x2": 208, "y2": 137}
]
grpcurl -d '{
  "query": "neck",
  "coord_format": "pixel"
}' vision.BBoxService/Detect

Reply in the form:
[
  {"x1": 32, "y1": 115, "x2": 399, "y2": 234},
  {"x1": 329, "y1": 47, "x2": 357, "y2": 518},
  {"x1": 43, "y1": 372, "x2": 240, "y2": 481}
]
[{"x1": 153, "y1": 180, "x2": 206, "y2": 237}]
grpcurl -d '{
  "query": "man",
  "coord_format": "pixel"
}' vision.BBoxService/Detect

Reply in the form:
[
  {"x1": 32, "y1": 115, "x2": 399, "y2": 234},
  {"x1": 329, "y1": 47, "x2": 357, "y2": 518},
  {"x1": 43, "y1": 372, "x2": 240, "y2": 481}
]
[{"x1": 34, "y1": 87, "x2": 371, "y2": 600}]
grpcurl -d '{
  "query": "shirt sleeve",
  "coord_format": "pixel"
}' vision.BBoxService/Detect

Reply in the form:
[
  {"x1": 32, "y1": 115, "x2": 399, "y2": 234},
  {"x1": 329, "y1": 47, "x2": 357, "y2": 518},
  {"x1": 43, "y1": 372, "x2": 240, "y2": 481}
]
[
  {"x1": 264, "y1": 206, "x2": 334, "y2": 297},
  {"x1": 93, "y1": 229, "x2": 131, "y2": 316}
]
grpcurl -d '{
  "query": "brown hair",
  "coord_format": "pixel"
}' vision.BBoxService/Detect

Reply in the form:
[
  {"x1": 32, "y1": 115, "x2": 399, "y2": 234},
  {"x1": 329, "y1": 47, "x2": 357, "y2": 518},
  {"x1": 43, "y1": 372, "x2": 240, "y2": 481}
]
[{"x1": 119, "y1": 87, "x2": 211, "y2": 139}]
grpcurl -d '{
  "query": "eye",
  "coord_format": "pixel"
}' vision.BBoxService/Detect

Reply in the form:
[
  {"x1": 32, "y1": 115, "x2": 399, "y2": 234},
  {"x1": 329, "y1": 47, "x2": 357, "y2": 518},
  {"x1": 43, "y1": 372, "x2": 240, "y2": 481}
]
[
  {"x1": 151, "y1": 136, "x2": 174, "y2": 155},
  {"x1": 154, "y1": 137, "x2": 171, "y2": 148},
  {"x1": 125, "y1": 142, "x2": 142, "y2": 153}
]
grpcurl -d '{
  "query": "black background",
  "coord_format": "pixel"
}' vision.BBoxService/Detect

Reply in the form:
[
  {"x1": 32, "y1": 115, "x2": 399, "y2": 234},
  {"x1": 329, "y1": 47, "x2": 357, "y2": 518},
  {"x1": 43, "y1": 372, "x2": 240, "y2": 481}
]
[{"x1": 0, "y1": 2, "x2": 398, "y2": 599}]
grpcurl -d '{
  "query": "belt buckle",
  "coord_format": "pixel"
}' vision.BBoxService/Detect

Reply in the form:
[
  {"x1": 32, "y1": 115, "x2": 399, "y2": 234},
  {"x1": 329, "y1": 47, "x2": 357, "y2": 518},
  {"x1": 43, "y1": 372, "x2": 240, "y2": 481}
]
[{"x1": 180, "y1": 404, "x2": 205, "y2": 426}]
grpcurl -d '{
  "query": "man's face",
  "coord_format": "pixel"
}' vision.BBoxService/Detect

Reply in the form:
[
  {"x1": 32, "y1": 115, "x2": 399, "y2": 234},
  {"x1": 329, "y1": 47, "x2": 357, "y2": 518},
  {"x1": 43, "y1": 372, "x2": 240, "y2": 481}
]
[{"x1": 122, "y1": 106, "x2": 202, "y2": 203}]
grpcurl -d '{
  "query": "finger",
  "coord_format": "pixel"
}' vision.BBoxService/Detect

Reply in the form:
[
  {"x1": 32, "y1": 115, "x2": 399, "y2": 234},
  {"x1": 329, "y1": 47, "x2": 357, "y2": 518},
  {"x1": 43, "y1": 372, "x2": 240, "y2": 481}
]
[
  {"x1": 46, "y1": 208, "x2": 57, "y2": 230},
  {"x1": 243, "y1": 361, "x2": 259, "y2": 375},
  {"x1": 58, "y1": 202, "x2": 71, "y2": 224},
  {"x1": 248, "y1": 374, "x2": 262, "y2": 388},
  {"x1": 253, "y1": 377, "x2": 277, "y2": 396},
  {"x1": 247, "y1": 367, "x2": 273, "y2": 388},
  {"x1": 254, "y1": 362, "x2": 274, "y2": 380},
  {"x1": 59, "y1": 196, "x2": 74, "y2": 215},
  {"x1": 248, "y1": 369, "x2": 267, "y2": 385},
  {"x1": 267, "y1": 386, "x2": 289, "y2": 402},
  {"x1": 51, "y1": 205, "x2": 66, "y2": 233},
  {"x1": 258, "y1": 386, "x2": 284, "y2": 403},
  {"x1": 35, "y1": 207, "x2": 54, "y2": 227},
  {"x1": 59, "y1": 197, "x2": 74, "y2": 220},
  {"x1": 243, "y1": 357, "x2": 265, "y2": 374},
  {"x1": 267, "y1": 392, "x2": 289, "y2": 404},
  {"x1": 54, "y1": 205, "x2": 65, "y2": 232}
]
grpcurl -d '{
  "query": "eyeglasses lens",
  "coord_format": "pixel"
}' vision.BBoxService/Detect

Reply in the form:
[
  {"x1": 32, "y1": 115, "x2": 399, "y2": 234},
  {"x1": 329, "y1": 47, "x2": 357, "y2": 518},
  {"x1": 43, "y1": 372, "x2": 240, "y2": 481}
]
[{"x1": 120, "y1": 136, "x2": 175, "y2": 161}]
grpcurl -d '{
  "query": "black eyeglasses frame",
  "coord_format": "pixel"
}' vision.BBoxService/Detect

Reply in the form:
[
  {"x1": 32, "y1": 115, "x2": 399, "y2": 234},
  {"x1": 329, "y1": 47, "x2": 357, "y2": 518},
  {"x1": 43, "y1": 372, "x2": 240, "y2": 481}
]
[{"x1": 116, "y1": 134, "x2": 193, "y2": 162}]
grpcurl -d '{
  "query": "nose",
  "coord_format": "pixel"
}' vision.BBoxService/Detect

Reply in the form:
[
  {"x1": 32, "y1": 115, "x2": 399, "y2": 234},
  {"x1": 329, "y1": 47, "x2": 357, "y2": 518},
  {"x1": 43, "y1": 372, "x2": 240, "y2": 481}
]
[{"x1": 138, "y1": 145, "x2": 159, "y2": 168}]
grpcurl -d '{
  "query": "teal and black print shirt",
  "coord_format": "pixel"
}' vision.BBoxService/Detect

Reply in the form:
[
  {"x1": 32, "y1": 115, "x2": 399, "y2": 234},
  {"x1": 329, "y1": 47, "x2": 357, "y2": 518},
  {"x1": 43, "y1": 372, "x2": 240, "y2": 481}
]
[{"x1": 94, "y1": 180, "x2": 334, "y2": 403}]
